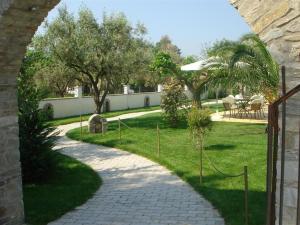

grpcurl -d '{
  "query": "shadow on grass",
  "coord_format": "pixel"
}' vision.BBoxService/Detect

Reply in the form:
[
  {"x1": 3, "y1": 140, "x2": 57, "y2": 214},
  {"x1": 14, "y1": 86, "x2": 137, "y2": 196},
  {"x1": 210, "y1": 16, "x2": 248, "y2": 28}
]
[
  {"x1": 173, "y1": 171, "x2": 266, "y2": 225},
  {"x1": 23, "y1": 152, "x2": 101, "y2": 225},
  {"x1": 205, "y1": 144, "x2": 237, "y2": 151}
]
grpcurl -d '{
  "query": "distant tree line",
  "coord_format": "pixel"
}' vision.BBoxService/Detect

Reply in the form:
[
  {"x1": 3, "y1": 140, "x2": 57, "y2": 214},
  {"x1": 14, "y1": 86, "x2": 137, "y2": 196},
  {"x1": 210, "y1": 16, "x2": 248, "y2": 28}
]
[{"x1": 23, "y1": 6, "x2": 279, "y2": 114}]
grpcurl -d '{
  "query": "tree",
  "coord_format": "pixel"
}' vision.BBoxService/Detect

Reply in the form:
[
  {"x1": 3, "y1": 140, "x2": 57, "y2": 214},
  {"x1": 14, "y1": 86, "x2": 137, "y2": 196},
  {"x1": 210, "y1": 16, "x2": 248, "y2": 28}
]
[
  {"x1": 18, "y1": 53, "x2": 57, "y2": 182},
  {"x1": 37, "y1": 7, "x2": 148, "y2": 113},
  {"x1": 34, "y1": 56, "x2": 77, "y2": 97},
  {"x1": 150, "y1": 52, "x2": 178, "y2": 84},
  {"x1": 187, "y1": 106, "x2": 212, "y2": 184},
  {"x1": 206, "y1": 34, "x2": 279, "y2": 102},
  {"x1": 161, "y1": 78, "x2": 187, "y2": 127},
  {"x1": 126, "y1": 39, "x2": 156, "y2": 91},
  {"x1": 155, "y1": 35, "x2": 182, "y2": 64},
  {"x1": 178, "y1": 56, "x2": 208, "y2": 108}
]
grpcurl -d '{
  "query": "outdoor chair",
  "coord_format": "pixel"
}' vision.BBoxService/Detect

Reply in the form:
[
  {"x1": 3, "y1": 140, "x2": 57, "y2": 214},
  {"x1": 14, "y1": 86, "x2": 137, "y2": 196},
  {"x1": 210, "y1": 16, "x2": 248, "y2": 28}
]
[
  {"x1": 222, "y1": 101, "x2": 237, "y2": 118},
  {"x1": 248, "y1": 100, "x2": 263, "y2": 119},
  {"x1": 250, "y1": 95, "x2": 265, "y2": 116}
]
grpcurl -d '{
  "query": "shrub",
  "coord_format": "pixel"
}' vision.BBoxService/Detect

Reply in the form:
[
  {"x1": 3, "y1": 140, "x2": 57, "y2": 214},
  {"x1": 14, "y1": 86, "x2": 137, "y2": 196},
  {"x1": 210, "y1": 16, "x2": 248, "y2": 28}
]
[
  {"x1": 42, "y1": 103, "x2": 54, "y2": 121},
  {"x1": 187, "y1": 107, "x2": 212, "y2": 146},
  {"x1": 187, "y1": 106, "x2": 213, "y2": 183},
  {"x1": 18, "y1": 57, "x2": 57, "y2": 183},
  {"x1": 161, "y1": 78, "x2": 188, "y2": 127}
]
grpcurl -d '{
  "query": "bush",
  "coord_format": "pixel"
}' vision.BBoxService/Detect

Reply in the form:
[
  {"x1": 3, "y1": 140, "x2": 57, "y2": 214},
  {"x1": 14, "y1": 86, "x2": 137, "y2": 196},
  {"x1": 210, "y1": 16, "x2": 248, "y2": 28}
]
[
  {"x1": 18, "y1": 56, "x2": 57, "y2": 183},
  {"x1": 161, "y1": 78, "x2": 188, "y2": 127},
  {"x1": 42, "y1": 103, "x2": 54, "y2": 121},
  {"x1": 187, "y1": 107, "x2": 212, "y2": 148}
]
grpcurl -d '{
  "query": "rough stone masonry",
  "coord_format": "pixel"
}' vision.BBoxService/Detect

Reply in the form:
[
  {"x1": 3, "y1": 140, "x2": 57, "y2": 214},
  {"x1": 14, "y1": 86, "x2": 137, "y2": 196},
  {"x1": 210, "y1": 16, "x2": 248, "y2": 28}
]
[{"x1": 0, "y1": 0, "x2": 300, "y2": 224}]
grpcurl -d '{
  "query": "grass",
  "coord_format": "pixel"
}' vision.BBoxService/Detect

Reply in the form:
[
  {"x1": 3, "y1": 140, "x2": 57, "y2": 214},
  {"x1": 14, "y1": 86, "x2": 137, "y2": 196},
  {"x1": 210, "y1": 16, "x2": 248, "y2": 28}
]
[
  {"x1": 23, "y1": 152, "x2": 101, "y2": 225},
  {"x1": 67, "y1": 112, "x2": 267, "y2": 225},
  {"x1": 47, "y1": 106, "x2": 161, "y2": 126}
]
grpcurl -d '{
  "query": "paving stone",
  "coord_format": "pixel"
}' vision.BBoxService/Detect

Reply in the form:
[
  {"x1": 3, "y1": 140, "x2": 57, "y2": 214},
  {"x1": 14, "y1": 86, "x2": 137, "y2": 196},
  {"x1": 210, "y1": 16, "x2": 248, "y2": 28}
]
[{"x1": 49, "y1": 112, "x2": 224, "y2": 225}]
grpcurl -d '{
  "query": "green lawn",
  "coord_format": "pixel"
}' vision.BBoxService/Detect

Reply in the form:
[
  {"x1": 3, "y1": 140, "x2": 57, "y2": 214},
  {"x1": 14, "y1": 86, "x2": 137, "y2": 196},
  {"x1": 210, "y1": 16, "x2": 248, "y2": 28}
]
[
  {"x1": 67, "y1": 112, "x2": 267, "y2": 225},
  {"x1": 48, "y1": 106, "x2": 161, "y2": 126},
  {"x1": 23, "y1": 152, "x2": 101, "y2": 225}
]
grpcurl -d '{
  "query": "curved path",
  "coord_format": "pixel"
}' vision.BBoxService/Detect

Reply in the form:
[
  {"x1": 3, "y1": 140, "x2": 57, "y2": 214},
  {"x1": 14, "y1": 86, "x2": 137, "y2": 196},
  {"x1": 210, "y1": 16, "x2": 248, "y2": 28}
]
[{"x1": 49, "y1": 111, "x2": 224, "y2": 225}]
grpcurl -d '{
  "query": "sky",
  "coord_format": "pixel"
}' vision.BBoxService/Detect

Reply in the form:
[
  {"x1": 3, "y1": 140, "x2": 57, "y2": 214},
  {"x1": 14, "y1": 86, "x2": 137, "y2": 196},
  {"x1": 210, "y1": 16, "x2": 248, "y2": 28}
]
[{"x1": 38, "y1": 0, "x2": 251, "y2": 56}]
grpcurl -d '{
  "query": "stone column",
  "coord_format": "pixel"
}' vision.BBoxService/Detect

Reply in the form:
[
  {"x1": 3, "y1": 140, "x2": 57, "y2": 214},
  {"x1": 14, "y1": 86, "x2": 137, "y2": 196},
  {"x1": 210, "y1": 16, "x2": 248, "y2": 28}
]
[
  {"x1": 74, "y1": 86, "x2": 83, "y2": 98},
  {"x1": 0, "y1": 78, "x2": 24, "y2": 225},
  {"x1": 123, "y1": 85, "x2": 130, "y2": 94},
  {"x1": 157, "y1": 84, "x2": 164, "y2": 93},
  {"x1": 0, "y1": 1, "x2": 60, "y2": 224}
]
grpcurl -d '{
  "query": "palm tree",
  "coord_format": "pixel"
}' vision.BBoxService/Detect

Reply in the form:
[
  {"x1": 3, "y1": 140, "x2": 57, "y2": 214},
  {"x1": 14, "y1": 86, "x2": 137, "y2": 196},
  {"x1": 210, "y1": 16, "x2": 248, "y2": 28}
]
[{"x1": 206, "y1": 34, "x2": 279, "y2": 102}]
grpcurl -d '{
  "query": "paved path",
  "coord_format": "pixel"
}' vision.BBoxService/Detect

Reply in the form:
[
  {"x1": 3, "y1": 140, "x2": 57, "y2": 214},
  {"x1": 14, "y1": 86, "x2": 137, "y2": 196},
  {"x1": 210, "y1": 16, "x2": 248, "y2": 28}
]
[
  {"x1": 211, "y1": 111, "x2": 267, "y2": 124},
  {"x1": 49, "y1": 110, "x2": 224, "y2": 225}
]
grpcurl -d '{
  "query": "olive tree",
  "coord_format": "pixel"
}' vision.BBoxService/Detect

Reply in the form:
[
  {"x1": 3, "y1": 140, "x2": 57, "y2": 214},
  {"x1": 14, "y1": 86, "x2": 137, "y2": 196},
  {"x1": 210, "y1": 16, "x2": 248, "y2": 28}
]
[{"x1": 36, "y1": 7, "x2": 149, "y2": 113}]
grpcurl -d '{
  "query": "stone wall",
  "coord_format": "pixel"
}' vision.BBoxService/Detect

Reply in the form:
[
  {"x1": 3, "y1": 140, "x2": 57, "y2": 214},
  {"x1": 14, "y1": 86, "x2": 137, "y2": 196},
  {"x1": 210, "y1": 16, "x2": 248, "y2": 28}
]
[
  {"x1": 230, "y1": 0, "x2": 300, "y2": 224},
  {"x1": 0, "y1": 1, "x2": 59, "y2": 224}
]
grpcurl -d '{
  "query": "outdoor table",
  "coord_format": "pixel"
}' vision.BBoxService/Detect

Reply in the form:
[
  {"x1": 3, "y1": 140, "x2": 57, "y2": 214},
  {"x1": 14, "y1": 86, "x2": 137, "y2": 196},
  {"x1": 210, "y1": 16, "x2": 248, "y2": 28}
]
[{"x1": 236, "y1": 98, "x2": 251, "y2": 118}]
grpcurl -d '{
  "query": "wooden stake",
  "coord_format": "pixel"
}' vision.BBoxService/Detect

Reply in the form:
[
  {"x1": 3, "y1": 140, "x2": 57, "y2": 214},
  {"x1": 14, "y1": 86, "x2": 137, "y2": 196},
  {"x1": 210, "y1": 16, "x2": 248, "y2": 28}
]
[
  {"x1": 199, "y1": 144, "x2": 203, "y2": 184},
  {"x1": 80, "y1": 115, "x2": 83, "y2": 140},
  {"x1": 118, "y1": 118, "x2": 121, "y2": 140},
  {"x1": 244, "y1": 166, "x2": 249, "y2": 225},
  {"x1": 157, "y1": 124, "x2": 160, "y2": 157}
]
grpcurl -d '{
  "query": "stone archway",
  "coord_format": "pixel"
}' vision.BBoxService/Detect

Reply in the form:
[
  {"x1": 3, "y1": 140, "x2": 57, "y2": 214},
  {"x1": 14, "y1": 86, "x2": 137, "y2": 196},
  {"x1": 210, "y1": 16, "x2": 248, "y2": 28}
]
[{"x1": 0, "y1": 1, "x2": 299, "y2": 224}]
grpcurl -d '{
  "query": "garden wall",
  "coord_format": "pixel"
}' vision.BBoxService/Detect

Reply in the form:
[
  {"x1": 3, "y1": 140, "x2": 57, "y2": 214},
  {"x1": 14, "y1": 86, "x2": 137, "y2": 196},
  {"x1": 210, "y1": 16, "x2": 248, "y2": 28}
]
[{"x1": 40, "y1": 92, "x2": 189, "y2": 118}]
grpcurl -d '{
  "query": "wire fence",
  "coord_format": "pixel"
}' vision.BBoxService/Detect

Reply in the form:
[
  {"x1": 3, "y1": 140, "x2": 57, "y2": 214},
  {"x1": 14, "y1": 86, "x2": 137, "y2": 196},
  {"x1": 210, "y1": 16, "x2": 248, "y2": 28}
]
[{"x1": 80, "y1": 118, "x2": 249, "y2": 225}]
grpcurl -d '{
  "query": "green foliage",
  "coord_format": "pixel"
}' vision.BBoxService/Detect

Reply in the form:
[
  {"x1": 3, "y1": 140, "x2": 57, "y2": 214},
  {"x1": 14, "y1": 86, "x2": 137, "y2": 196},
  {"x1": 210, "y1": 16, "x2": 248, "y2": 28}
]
[
  {"x1": 178, "y1": 55, "x2": 208, "y2": 106},
  {"x1": 34, "y1": 57, "x2": 77, "y2": 97},
  {"x1": 42, "y1": 103, "x2": 54, "y2": 121},
  {"x1": 18, "y1": 55, "x2": 57, "y2": 183},
  {"x1": 150, "y1": 52, "x2": 178, "y2": 83},
  {"x1": 187, "y1": 107, "x2": 212, "y2": 149},
  {"x1": 206, "y1": 33, "x2": 279, "y2": 102},
  {"x1": 161, "y1": 78, "x2": 187, "y2": 127},
  {"x1": 207, "y1": 87, "x2": 228, "y2": 99},
  {"x1": 67, "y1": 114, "x2": 267, "y2": 225},
  {"x1": 155, "y1": 35, "x2": 182, "y2": 64},
  {"x1": 36, "y1": 7, "x2": 150, "y2": 113}
]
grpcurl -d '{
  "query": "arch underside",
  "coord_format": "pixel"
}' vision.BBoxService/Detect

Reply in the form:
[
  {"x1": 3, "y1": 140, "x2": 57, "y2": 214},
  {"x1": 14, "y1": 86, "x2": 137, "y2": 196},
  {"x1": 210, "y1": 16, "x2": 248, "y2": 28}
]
[{"x1": 0, "y1": 0, "x2": 299, "y2": 224}]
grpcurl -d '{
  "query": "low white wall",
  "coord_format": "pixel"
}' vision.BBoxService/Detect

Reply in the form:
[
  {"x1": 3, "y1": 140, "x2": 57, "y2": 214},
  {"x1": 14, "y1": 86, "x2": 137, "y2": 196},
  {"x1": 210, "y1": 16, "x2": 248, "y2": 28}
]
[{"x1": 39, "y1": 92, "x2": 163, "y2": 119}]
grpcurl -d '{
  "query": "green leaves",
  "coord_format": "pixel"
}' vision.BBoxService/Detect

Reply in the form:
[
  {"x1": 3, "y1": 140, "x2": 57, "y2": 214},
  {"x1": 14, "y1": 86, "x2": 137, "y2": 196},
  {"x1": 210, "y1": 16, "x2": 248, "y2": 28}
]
[
  {"x1": 18, "y1": 59, "x2": 57, "y2": 182},
  {"x1": 150, "y1": 52, "x2": 178, "y2": 82},
  {"x1": 205, "y1": 34, "x2": 279, "y2": 102},
  {"x1": 33, "y1": 7, "x2": 151, "y2": 112},
  {"x1": 161, "y1": 78, "x2": 188, "y2": 127}
]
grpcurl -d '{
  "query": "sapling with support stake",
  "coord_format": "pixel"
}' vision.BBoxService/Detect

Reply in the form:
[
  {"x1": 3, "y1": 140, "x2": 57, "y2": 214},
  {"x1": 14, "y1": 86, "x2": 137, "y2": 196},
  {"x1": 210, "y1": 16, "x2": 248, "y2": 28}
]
[{"x1": 187, "y1": 106, "x2": 212, "y2": 184}]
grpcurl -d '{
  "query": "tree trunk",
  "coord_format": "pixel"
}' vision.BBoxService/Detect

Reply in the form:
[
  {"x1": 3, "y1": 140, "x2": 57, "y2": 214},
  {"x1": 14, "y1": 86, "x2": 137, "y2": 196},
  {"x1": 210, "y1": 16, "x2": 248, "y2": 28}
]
[
  {"x1": 90, "y1": 81, "x2": 102, "y2": 114},
  {"x1": 91, "y1": 82, "x2": 109, "y2": 114},
  {"x1": 192, "y1": 89, "x2": 202, "y2": 108},
  {"x1": 93, "y1": 92, "x2": 102, "y2": 114}
]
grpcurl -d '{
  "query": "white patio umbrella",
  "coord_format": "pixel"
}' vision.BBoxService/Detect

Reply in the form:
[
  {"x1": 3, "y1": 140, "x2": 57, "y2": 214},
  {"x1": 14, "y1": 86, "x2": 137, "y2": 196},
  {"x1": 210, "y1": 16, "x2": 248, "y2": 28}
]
[
  {"x1": 180, "y1": 57, "x2": 221, "y2": 71},
  {"x1": 180, "y1": 57, "x2": 223, "y2": 114}
]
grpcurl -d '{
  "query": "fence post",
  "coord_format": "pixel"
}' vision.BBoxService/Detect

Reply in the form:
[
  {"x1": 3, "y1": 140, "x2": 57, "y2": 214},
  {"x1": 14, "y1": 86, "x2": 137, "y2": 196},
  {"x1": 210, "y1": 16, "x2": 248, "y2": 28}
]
[
  {"x1": 118, "y1": 118, "x2": 121, "y2": 140},
  {"x1": 244, "y1": 166, "x2": 249, "y2": 225},
  {"x1": 200, "y1": 145, "x2": 203, "y2": 184},
  {"x1": 157, "y1": 123, "x2": 160, "y2": 157},
  {"x1": 80, "y1": 115, "x2": 83, "y2": 140}
]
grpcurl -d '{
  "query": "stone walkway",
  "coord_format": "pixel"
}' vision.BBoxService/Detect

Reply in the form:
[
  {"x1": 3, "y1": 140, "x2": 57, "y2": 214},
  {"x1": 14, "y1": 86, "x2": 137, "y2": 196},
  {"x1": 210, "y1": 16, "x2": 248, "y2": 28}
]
[
  {"x1": 211, "y1": 111, "x2": 268, "y2": 124},
  {"x1": 49, "y1": 111, "x2": 224, "y2": 225}
]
